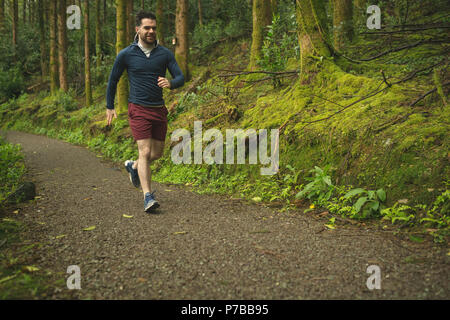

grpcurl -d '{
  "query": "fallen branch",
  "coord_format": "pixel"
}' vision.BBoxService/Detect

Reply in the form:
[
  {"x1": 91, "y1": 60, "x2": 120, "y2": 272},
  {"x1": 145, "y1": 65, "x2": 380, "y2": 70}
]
[{"x1": 218, "y1": 70, "x2": 299, "y2": 78}]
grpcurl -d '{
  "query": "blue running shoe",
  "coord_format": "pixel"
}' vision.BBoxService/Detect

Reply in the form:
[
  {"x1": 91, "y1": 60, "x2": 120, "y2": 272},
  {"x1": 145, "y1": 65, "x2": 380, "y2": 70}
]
[
  {"x1": 144, "y1": 191, "x2": 160, "y2": 212},
  {"x1": 124, "y1": 160, "x2": 140, "y2": 188}
]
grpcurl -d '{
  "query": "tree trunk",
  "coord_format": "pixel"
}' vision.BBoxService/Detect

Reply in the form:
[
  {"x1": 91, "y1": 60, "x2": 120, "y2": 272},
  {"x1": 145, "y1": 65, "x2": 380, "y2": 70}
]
[
  {"x1": 296, "y1": 0, "x2": 332, "y2": 75},
  {"x1": 249, "y1": 0, "x2": 272, "y2": 70},
  {"x1": 84, "y1": 0, "x2": 92, "y2": 107},
  {"x1": 11, "y1": 0, "x2": 18, "y2": 59},
  {"x1": 197, "y1": 0, "x2": 203, "y2": 26},
  {"x1": 156, "y1": 0, "x2": 164, "y2": 45},
  {"x1": 0, "y1": 0, "x2": 4, "y2": 31},
  {"x1": 57, "y1": 0, "x2": 68, "y2": 92},
  {"x1": 116, "y1": 0, "x2": 128, "y2": 114},
  {"x1": 140, "y1": 0, "x2": 144, "y2": 10},
  {"x1": 22, "y1": 0, "x2": 26, "y2": 24},
  {"x1": 95, "y1": 0, "x2": 102, "y2": 71},
  {"x1": 103, "y1": 0, "x2": 106, "y2": 22},
  {"x1": 175, "y1": 0, "x2": 189, "y2": 81},
  {"x1": 332, "y1": 0, "x2": 353, "y2": 51},
  {"x1": 126, "y1": 0, "x2": 134, "y2": 43},
  {"x1": 49, "y1": 0, "x2": 58, "y2": 93},
  {"x1": 38, "y1": 0, "x2": 48, "y2": 78}
]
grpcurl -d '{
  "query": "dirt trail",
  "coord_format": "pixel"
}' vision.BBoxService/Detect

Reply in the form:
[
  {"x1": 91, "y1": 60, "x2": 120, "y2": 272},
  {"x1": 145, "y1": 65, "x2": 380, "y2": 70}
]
[{"x1": 3, "y1": 130, "x2": 449, "y2": 299}]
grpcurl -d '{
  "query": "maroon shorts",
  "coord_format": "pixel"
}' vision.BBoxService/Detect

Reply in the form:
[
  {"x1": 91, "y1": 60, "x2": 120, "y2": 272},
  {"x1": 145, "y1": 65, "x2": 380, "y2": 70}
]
[{"x1": 128, "y1": 103, "x2": 168, "y2": 141}]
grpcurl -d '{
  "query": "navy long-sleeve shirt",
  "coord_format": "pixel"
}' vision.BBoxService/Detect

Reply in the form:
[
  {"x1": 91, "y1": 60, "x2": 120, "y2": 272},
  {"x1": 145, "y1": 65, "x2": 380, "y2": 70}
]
[{"x1": 106, "y1": 42, "x2": 185, "y2": 109}]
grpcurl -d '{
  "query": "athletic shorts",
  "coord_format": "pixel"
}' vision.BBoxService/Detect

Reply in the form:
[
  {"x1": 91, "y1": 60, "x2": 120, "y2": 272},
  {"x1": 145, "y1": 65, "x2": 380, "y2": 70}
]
[{"x1": 128, "y1": 102, "x2": 168, "y2": 141}]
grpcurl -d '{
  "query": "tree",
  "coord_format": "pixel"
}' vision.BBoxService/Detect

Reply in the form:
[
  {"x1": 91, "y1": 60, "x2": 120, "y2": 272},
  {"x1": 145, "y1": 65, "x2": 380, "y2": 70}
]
[
  {"x1": 11, "y1": 0, "x2": 18, "y2": 59},
  {"x1": 156, "y1": 0, "x2": 164, "y2": 45},
  {"x1": 0, "y1": 0, "x2": 5, "y2": 31},
  {"x1": 332, "y1": 0, "x2": 353, "y2": 51},
  {"x1": 295, "y1": 0, "x2": 332, "y2": 75},
  {"x1": 84, "y1": 0, "x2": 92, "y2": 107},
  {"x1": 175, "y1": 0, "x2": 190, "y2": 81},
  {"x1": 249, "y1": 0, "x2": 272, "y2": 70},
  {"x1": 49, "y1": 0, "x2": 58, "y2": 94},
  {"x1": 95, "y1": 0, "x2": 102, "y2": 71},
  {"x1": 126, "y1": 0, "x2": 134, "y2": 43},
  {"x1": 57, "y1": 0, "x2": 68, "y2": 92},
  {"x1": 197, "y1": 0, "x2": 203, "y2": 26},
  {"x1": 22, "y1": 0, "x2": 26, "y2": 24},
  {"x1": 115, "y1": 0, "x2": 128, "y2": 114},
  {"x1": 38, "y1": 0, "x2": 48, "y2": 78}
]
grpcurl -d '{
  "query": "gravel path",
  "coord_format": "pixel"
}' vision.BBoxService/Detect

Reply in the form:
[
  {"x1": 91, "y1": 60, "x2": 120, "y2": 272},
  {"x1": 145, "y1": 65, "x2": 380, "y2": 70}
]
[{"x1": 3, "y1": 130, "x2": 449, "y2": 299}]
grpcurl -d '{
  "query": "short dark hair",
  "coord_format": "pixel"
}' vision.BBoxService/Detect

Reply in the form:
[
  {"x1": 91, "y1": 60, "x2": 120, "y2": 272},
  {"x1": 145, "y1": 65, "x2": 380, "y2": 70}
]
[{"x1": 136, "y1": 11, "x2": 157, "y2": 26}]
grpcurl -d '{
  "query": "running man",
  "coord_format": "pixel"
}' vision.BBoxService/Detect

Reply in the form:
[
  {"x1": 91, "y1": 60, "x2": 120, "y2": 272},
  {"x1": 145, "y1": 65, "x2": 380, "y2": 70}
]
[{"x1": 106, "y1": 11, "x2": 185, "y2": 212}]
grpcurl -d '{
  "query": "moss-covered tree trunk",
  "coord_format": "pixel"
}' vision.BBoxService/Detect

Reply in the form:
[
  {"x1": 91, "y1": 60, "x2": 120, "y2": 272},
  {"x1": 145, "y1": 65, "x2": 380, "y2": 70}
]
[
  {"x1": 11, "y1": 0, "x2": 18, "y2": 59},
  {"x1": 295, "y1": 0, "x2": 332, "y2": 76},
  {"x1": 156, "y1": 0, "x2": 164, "y2": 45},
  {"x1": 175, "y1": 0, "x2": 190, "y2": 81},
  {"x1": 0, "y1": 0, "x2": 5, "y2": 31},
  {"x1": 38, "y1": 0, "x2": 48, "y2": 78},
  {"x1": 57, "y1": 0, "x2": 68, "y2": 92},
  {"x1": 249, "y1": 0, "x2": 272, "y2": 70},
  {"x1": 84, "y1": 0, "x2": 92, "y2": 107},
  {"x1": 95, "y1": 0, "x2": 102, "y2": 71},
  {"x1": 116, "y1": 0, "x2": 128, "y2": 115},
  {"x1": 49, "y1": 0, "x2": 58, "y2": 94},
  {"x1": 332, "y1": 0, "x2": 353, "y2": 51}
]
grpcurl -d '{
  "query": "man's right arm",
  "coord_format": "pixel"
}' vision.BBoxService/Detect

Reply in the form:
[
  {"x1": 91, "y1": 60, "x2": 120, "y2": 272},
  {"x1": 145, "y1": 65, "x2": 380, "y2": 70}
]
[{"x1": 106, "y1": 50, "x2": 127, "y2": 110}]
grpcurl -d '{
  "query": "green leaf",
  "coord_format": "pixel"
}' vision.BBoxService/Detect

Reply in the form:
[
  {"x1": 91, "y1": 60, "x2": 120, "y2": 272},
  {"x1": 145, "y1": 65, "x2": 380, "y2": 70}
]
[
  {"x1": 376, "y1": 189, "x2": 386, "y2": 202},
  {"x1": 367, "y1": 190, "x2": 375, "y2": 199},
  {"x1": 369, "y1": 201, "x2": 380, "y2": 212},
  {"x1": 323, "y1": 176, "x2": 332, "y2": 186},
  {"x1": 409, "y1": 235, "x2": 424, "y2": 243},
  {"x1": 344, "y1": 188, "x2": 366, "y2": 199},
  {"x1": 354, "y1": 197, "x2": 368, "y2": 213},
  {"x1": 83, "y1": 226, "x2": 96, "y2": 231}
]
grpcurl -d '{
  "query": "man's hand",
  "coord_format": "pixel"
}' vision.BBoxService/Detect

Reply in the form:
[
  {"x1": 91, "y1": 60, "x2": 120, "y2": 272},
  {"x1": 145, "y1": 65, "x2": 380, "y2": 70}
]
[
  {"x1": 106, "y1": 109, "x2": 117, "y2": 126},
  {"x1": 158, "y1": 77, "x2": 171, "y2": 89}
]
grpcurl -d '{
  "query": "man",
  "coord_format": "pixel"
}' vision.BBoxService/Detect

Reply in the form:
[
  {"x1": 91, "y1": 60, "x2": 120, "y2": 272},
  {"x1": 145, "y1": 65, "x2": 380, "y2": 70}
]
[{"x1": 106, "y1": 11, "x2": 185, "y2": 213}]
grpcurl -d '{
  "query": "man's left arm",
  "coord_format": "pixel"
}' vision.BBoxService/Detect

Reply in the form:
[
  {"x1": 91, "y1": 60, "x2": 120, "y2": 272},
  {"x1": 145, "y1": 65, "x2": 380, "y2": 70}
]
[{"x1": 166, "y1": 51, "x2": 185, "y2": 89}]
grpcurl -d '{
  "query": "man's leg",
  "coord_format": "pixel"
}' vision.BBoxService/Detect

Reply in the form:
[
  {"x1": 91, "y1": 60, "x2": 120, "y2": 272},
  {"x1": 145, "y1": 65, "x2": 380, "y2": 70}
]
[{"x1": 135, "y1": 138, "x2": 165, "y2": 196}]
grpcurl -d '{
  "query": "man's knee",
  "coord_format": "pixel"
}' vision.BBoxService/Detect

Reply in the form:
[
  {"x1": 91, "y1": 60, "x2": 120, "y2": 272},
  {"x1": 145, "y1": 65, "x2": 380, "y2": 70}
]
[
  {"x1": 150, "y1": 152, "x2": 163, "y2": 162},
  {"x1": 139, "y1": 146, "x2": 152, "y2": 160}
]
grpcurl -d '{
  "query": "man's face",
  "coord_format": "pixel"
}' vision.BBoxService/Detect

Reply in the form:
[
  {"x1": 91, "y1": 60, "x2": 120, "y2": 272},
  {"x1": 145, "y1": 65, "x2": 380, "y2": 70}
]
[{"x1": 136, "y1": 18, "x2": 157, "y2": 45}]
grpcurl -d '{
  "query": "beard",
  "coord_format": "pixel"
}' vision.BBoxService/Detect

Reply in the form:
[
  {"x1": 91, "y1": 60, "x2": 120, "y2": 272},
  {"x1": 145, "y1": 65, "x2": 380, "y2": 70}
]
[{"x1": 139, "y1": 34, "x2": 156, "y2": 45}]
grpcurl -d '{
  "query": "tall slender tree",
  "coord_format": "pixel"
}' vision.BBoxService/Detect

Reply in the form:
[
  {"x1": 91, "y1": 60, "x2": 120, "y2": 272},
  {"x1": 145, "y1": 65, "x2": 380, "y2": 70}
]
[
  {"x1": 295, "y1": 0, "x2": 332, "y2": 75},
  {"x1": 249, "y1": 0, "x2": 272, "y2": 70},
  {"x1": 332, "y1": 0, "x2": 353, "y2": 51},
  {"x1": 22, "y1": 0, "x2": 26, "y2": 24},
  {"x1": 115, "y1": 0, "x2": 128, "y2": 114},
  {"x1": 95, "y1": 0, "x2": 102, "y2": 71},
  {"x1": 175, "y1": 0, "x2": 189, "y2": 81},
  {"x1": 49, "y1": 0, "x2": 58, "y2": 93},
  {"x1": 126, "y1": 0, "x2": 134, "y2": 43},
  {"x1": 57, "y1": 0, "x2": 68, "y2": 91},
  {"x1": 197, "y1": 0, "x2": 203, "y2": 26},
  {"x1": 38, "y1": 0, "x2": 48, "y2": 78},
  {"x1": 156, "y1": 0, "x2": 164, "y2": 45},
  {"x1": 11, "y1": 0, "x2": 18, "y2": 59},
  {"x1": 0, "y1": 0, "x2": 5, "y2": 31},
  {"x1": 84, "y1": 0, "x2": 92, "y2": 107}
]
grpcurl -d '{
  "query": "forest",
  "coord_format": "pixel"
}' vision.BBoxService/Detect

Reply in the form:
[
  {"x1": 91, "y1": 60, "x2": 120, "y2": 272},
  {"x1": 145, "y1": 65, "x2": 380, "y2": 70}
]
[{"x1": 0, "y1": 0, "x2": 448, "y2": 300}]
